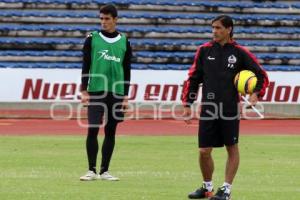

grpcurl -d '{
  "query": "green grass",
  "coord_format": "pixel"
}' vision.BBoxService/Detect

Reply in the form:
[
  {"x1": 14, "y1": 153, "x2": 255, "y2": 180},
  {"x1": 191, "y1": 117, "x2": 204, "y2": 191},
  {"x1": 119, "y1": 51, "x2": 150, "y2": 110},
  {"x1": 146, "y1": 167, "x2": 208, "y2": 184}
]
[{"x1": 0, "y1": 135, "x2": 299, "y2": 200}]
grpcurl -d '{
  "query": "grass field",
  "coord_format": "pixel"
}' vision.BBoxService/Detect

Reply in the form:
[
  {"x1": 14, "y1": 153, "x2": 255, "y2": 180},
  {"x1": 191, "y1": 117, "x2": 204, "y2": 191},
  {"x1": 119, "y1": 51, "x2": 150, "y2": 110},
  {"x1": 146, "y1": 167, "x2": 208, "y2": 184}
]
[{"x1": 0, "y1": 135, "x2": 299, "y2": 200}]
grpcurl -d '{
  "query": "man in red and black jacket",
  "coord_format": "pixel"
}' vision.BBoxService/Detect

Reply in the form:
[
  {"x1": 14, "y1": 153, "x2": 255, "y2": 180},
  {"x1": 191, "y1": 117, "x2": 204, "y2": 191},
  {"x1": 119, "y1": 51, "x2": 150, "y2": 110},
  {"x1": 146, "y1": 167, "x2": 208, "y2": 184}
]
[{"x1": 182, "y1": 15, "x2": 269, "y2": 200}]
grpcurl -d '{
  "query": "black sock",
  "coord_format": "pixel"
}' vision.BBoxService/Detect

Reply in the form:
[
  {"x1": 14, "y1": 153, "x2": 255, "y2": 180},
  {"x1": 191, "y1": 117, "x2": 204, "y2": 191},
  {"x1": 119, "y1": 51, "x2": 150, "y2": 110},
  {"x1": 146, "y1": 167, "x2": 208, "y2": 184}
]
[{"x1": 100, "y1": 122, "x2": 117, "y2": 174}]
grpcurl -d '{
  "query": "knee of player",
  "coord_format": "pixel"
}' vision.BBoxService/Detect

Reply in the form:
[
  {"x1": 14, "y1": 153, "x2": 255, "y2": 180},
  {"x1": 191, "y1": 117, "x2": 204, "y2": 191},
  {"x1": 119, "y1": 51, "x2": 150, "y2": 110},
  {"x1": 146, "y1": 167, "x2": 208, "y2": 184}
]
[{"x1": 199, "y1": 148, "x2": 212, "y2": 157}]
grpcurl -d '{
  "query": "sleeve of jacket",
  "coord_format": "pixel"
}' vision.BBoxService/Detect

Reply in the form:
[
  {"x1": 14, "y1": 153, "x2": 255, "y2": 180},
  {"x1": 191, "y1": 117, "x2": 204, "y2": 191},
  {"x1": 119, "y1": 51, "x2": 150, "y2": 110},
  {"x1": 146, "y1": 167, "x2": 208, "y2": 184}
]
[
  {"x1": 123, "y1": 38, "x2": 132, "y2": 96},
  {"x1": 80, "y1": 35, "x2": 92, "y2": 91},
  {"x1": 181, "y1": 46, "x2": 204, "y2": 107},
  {"x1": 238, "y1": 45, "x2": 269, "y2": 97}
]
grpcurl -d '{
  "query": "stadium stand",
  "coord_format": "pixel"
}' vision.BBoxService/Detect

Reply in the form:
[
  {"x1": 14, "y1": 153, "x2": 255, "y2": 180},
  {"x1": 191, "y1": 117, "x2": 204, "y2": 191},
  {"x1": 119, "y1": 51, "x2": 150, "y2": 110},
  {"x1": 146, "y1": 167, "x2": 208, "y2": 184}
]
[{"x1": 0, "y1": 0, "x2": 300, "y2": 71}]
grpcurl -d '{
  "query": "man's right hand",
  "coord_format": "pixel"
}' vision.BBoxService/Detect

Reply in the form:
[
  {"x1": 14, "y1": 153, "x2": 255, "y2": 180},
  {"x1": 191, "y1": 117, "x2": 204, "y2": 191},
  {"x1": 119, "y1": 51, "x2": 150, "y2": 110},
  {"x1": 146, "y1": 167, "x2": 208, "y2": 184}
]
[
  {"x1": 183, "y1": 106, "x2": 192, "y2": 124},
  {"x1": 81, "y1": 91, "x2": 90, "y2": 105}
]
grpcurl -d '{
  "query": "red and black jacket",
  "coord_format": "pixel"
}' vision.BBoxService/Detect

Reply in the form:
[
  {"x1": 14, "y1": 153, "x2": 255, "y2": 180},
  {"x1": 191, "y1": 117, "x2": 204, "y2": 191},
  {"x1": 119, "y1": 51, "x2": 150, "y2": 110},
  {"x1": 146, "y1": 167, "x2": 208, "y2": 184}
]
[{"x1": 182, "y1": 40, "x2": 269, "y2": 114}]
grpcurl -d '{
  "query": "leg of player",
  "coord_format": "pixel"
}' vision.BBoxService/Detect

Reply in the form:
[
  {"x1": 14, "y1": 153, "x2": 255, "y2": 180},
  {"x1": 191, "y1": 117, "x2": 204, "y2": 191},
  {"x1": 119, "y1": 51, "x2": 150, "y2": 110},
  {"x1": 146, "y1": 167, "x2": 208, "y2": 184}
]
[
  {"x1": 99, "y1": 121, "x2": 119, "y2": 181},
  {"x1": 225, "y1": 144, "x2": 239, "y2": 185},
  {"x1": 188, "y1": 148, "x2": 214, "y2": 199},
  {"x1": 210, "y1": 144, "x2": 239, "y2": 200},
  {"x1": 80, "y1": 102, "x2": 104, "y2": 181}
]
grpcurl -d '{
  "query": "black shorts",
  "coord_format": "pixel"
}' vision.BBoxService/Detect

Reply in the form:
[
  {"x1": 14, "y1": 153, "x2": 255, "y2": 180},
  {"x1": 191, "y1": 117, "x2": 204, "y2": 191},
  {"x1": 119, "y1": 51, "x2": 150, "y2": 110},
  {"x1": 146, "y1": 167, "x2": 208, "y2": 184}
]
[
  {"x1": 88, "y1": 92, "x2": 124, "y2": 126},
  {"x1": 198, "y1": 112, "x2": 240, "y2": 148}
]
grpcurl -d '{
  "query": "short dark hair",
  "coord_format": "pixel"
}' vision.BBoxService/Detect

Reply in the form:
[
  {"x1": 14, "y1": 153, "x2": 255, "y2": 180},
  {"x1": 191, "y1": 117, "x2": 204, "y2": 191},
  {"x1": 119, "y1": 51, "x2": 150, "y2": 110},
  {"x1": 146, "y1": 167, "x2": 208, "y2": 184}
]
[
  {"x1": 100, "y1": 4, "x2": 118, "y2": 18},
  {"x1": 212, "y1": 15, "x2": 234, "y2": 38}
]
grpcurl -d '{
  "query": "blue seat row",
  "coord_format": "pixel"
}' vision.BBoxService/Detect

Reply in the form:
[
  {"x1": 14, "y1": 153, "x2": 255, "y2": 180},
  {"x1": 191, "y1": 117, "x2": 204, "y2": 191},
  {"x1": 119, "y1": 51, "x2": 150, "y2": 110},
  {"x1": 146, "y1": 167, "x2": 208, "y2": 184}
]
[
  {"x1": 0, "y1": 62, "x2": 299, "y2": 71},
  {"x1": 1, "y1": 0, "x2": 297, "y2": 9},
  {"x1": 1, "y1": 37, "x2": 300, "y2": 47},
  {"x1": 293, "y1": 3, "x2": 300, "y2": 9},
  {"x1": 1, "y1": 24, "x2": 300, "y2": 34},
  {"x1": 0, "y1": 62, "x2": 81, "y2": 69},
  {"x1": 0, "y1": 37, "x2": 83, "y2": 45},
  {"x1": 0, "y1": 50, "x2": 81, "y2": 57},
  {"x1": 145, "y1": 64, "x2": 300, "y2": 71},
  {"x1": 2, "y1": 10, "x2": 300, "y2": 21},
  {"x1": 133, "y1": 39, "x2": 300, "y2": 47},
  {"x1": 135, "y1": 51, "x2": 300, "y2": 60},
  {"x1": 1, "y1": 50, "x2": 300, "y2": 60}
]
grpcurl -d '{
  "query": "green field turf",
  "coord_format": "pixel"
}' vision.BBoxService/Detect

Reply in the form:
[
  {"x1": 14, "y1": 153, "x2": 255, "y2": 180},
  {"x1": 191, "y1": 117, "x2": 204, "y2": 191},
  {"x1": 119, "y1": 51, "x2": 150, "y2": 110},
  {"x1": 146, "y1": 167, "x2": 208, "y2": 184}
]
[{"x1": 0, "y1": 135, "x2": 299, "y2": 200}]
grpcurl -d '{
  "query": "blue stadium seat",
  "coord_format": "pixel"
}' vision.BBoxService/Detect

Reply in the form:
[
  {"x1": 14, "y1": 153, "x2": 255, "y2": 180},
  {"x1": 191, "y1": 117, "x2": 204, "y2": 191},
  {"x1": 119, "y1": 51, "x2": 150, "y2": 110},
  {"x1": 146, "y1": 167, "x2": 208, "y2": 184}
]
[
  {"x1": 135, "y1": 51, "x2": 193, "y2": 59},
  {"x1": 1, "y1": 0, "x2": 291, "y2": 9},
  {"x1": 148, "y1": 64, "x2": 300, "y2": 71},
  {"x1": 2, "y1": 10, "x2": 300, "y2": 23},
  {"x1": 2, "y1": 50, "x2": 300, "y2": 61},
  {"x1": 1, "y1": 24, "x2": 299, "y2": 35},
  {"x1": 0, "y1": 37, "x2": 82, "y2": 45},
  {"x1": 131, "y1": 39, "x2": 300, "y2": 47},
  {"x1": 148, "y1": 64, "x2": 167, "y2": 70},
  {"x1": 0, "y1": 10, "x2": 94, "y2": 18},
  {"x1": 0, "y1": 50, "x2": 81, "y2": 57},
  {"x1": 135, "y1": 51, "x2": 300, "y2": 60},
  {"x1": 166, "y1": 64, "x2": 190, "y2": 70},
  {"x1": 1, "y1": 0, "x2": 93, "y2": 4},
  {"x1": 0, "y1": 0, "x2": 299, "y2": 73},
  {"x1": 0, "y1": 62, "x2": 81, "y2": 69},
  {"x1": 1, "y1": 37, "x2": 300, "y2": 48},
  {"x1": 131, "y1": 64, "x2": 148, "y2": 70},
  {"x1": 0, "y1": 62, "x2": 299, "y2": 71},
  {"x1": 263, "y1": 65, "x2": 300, "y2": 71},
  {"x1": 0, "y1": 62, "x2": 151, "y2": 70},
  {"x1": 291, "y1": 3, "x2": 300, "y2": 9}
]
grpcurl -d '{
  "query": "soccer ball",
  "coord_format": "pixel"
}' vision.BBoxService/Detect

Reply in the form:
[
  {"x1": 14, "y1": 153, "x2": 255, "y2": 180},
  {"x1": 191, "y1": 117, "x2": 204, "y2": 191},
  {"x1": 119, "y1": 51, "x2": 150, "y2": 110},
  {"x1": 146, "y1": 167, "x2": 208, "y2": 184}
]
[{"x1": 234, "y1": 70, "x2": 257, "y2": 95}]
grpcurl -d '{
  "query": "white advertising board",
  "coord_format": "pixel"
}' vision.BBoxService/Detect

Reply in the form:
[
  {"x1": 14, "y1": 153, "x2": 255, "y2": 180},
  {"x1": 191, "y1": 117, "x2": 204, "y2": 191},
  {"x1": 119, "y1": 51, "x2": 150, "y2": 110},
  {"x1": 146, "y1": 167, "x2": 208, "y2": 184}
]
[{"x1": 0, "y1": 69, "x2": 299, "y2": 104}]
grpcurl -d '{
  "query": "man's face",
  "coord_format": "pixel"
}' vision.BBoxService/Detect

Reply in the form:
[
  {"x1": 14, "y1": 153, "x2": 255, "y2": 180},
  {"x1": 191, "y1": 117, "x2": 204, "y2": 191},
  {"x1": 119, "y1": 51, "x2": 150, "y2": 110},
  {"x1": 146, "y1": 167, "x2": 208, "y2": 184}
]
[
  {"x1": 100, "y1": 13, "x2": 117, "y2": 33},
  {"x1": 212, "y1": 20, "x2": 232, "y2": 43}
]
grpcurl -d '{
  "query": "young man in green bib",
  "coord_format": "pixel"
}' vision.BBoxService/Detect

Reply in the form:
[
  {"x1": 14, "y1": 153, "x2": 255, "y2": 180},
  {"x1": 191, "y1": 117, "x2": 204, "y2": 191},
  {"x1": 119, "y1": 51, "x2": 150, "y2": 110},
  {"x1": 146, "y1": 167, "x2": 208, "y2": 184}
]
[{"x1": 80, "y1": 4, "x2": 131, "y2": 181}]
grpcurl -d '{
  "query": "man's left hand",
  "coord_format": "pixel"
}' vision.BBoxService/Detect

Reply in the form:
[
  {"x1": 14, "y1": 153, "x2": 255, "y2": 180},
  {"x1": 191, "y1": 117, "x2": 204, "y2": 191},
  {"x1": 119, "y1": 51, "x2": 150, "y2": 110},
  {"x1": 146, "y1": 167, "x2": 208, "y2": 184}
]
[{"x1": 249, "y1": 92, "x2": 258, "y2": 106}]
